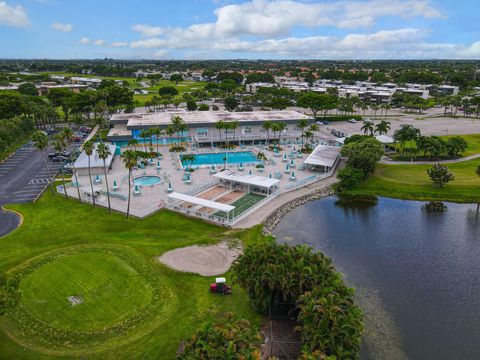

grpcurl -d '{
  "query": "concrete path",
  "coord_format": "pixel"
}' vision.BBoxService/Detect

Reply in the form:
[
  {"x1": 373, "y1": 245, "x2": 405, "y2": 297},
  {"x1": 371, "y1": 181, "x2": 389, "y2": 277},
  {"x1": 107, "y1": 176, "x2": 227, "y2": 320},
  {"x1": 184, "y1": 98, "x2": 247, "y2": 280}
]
[
  {"x1": 233, "y1": 172, "x2": 339, "y2": 229},
  {"x1": 380, "y1": 153, "x2": 480, "y2": 165},
  {"x1": 0, "y1": 208, "x2": 21, "y2": 238}
]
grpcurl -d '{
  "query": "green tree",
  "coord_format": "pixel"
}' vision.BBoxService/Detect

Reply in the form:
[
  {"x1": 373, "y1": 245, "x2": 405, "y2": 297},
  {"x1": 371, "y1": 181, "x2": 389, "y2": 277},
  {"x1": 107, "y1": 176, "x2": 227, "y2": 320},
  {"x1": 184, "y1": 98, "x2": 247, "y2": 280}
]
[
  {"x1": 18, "y1": 82, "x2": 38, "y2": 96},
  {"x1": 337, "y1": 166, "x2": 366, "y2": 189},
  {"x1": 224, "y1": 96, "x2": 239, "y2": 112},
  {"x1": 139, "y1": 129, "x2": 150, "y2": 152},
  {"x1": 97, "y1": 142, "x2": 112, "y2": 214},
  {"x1": 82, "y1": 140, "x2": 96, "y2": 208},
  {"x1": 445, "y1": 136, "x2": 467, "y2": 157},
  {"x1": 32, "y1": 130, "x2": 54, "y2": 196},
  {"x1": 158, "y1": 86, "x2": 179, "y2": 96},
  {"x1": 360, "y1": 120, "x2": 375, "y2": 136},
  {"x1": 297, "y1": 92, "x2": 324, "y2": 118},
  {"x1": 150, "y1": 127, "x2": 163, "y2": 157},
  {"x1": 165, "y1": 125, "x2": 176, "y2": 148},
  {"x1": 120, "y1": 150, "x2": 139, "y2": 219},
  {"x1": 393, "y1": 125, "x2": 421, "y2": 156},
  {"x1": 374, "y1": 120, "x2": 391, "y2": 135},
  {"x1": 427, "y1": 163, "x2": 455, "y2": 188},
  {"x1": 186, "y1": 100, "x2": 197, "y2": 111},
  {"x1": 169, "y1": 74, "x2": 183, "y2": 85},
  {"x1": 262, "y1": 121, "x2": 273, "y2": 144},
  {"x1": 297, "y1": 119, "x2": 309, "y2": 149},
  {"x1": 341, "y1": 138, "x2": 384, "y2": 176},
  {"x1": 215, "y1": 120, "x2": 224, "y2": 145}
]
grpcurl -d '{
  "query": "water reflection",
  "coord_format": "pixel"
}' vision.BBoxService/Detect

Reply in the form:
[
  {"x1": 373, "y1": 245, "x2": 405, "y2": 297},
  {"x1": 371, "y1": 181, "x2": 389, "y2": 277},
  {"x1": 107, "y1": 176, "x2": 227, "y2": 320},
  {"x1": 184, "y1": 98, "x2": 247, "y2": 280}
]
[{"x1": 274, "y1": 197, "x2": 480, "y2": 360}]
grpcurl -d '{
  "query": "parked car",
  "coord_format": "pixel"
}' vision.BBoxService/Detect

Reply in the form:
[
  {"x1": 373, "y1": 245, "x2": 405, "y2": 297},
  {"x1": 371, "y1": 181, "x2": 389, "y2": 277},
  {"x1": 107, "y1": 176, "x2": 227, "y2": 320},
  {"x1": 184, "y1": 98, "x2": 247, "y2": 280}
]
[
  {"x1": 348, "y1": 118, "x2": 357, "y2": 123},
  {"x1": 45, "y1": 128, "x2": 56, "y2": 135},
  {"x1": 50, "y1": 155, "x2": 70, "y2": 162},
  {"x1": 78, "y1": 126, "x2": 92, "y2": 133}
]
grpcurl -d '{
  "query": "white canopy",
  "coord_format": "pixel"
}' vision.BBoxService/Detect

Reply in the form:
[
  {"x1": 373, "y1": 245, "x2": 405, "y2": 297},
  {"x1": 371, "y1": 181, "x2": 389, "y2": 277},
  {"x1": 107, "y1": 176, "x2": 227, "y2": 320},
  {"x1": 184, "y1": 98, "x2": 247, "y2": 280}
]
[
  {"x1": 335, "y1": 137, "x2": 346, "y2": 144},
  {"x1": 168, "y1": 192, "x2": 235, "y2": 212},
  {"x1": 375, "y1": 135, "x2": 395, "y2": 144},
  {"x1": 304, "y1": 145, "x2": 341, "y2": 167},
  {"x1": 213, "y1": 170, "x2": 280, "y2": 189},
  {"x1": 74, "y1": 143, "x2": 115, "y2": 169}
]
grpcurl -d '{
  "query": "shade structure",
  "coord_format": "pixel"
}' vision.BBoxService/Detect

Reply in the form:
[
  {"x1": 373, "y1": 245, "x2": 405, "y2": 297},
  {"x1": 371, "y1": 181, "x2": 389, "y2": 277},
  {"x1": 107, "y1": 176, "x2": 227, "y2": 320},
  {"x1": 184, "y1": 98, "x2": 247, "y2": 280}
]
[
  {"x1": 168, "y1": 192, "x2": 235, "y2": 213},
  {"x1": 304, "y1": 145, "x2": 341, "y2": 168},
  {"x1": 213, "y1": 170, "x2": 280, "y2": 189}
]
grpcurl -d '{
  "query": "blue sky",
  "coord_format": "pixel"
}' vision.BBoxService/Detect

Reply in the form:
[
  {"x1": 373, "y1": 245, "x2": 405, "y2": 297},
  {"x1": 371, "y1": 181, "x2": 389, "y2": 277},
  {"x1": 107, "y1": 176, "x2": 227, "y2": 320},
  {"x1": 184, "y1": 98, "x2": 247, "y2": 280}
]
[{"x1": 0, "y1": 0, "x2": 479, "y2": 59}]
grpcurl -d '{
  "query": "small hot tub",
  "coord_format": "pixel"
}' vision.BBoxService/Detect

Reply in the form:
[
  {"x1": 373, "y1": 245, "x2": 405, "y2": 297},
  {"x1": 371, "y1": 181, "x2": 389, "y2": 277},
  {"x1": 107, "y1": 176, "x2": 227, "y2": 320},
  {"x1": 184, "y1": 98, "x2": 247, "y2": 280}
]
[{"x1": 133, "y1": 175, "x2": 163, "y2": 186}]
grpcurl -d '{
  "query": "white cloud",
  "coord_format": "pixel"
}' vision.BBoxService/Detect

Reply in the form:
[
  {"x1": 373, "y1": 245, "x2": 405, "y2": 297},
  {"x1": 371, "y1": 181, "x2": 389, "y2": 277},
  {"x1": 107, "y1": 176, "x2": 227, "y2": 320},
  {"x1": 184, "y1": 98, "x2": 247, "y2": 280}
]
[
  {"x1": 79, "y1": 37, "x2": 90, "y2": 45},
  {"x1": 94, "y1": 39, "x2": 105, "y2": 46},
  {"x1": 0, "y1": 1, "x2": 29, "y2": 28},
  {"x1": 51, "y1": 22, "x2": 72, "y2": 32},
  {"x1": 132, "y1": 24, "x2": 165, "y2": 37},
  {"x1": 111, "y1": 41, "x2": 128, "y2": 48}
]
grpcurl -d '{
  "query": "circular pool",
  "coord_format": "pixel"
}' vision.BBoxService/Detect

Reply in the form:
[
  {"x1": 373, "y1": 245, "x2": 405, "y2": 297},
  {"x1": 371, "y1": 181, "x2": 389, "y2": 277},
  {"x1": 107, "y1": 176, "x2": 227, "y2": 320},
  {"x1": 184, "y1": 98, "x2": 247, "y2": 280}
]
[{"x1": 133, "y1": 175, "x2": 163, "y2": 186}]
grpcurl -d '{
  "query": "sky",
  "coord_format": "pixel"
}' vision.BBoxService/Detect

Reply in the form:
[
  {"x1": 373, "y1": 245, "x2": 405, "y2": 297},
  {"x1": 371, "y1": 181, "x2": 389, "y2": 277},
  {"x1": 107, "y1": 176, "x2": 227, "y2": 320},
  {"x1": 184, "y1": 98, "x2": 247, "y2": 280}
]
[{"x1": 0, "y1": 0, "x2": 479, "y2": 60}]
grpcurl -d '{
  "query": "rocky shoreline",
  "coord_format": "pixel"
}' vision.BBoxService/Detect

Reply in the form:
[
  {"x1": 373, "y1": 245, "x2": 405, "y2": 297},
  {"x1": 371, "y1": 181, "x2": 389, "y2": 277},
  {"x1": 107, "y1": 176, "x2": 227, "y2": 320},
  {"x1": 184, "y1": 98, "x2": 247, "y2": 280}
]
[{"x1": 263, "y1": 185, "x2": 335, "y2": 234}]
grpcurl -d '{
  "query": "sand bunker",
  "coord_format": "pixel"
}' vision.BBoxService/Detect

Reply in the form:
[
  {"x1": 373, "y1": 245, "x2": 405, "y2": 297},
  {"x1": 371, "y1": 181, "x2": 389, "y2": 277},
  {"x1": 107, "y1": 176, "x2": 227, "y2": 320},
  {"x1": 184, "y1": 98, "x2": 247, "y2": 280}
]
[{"x1": 158, "y1": 241, "x2": 241, "y2": 276}]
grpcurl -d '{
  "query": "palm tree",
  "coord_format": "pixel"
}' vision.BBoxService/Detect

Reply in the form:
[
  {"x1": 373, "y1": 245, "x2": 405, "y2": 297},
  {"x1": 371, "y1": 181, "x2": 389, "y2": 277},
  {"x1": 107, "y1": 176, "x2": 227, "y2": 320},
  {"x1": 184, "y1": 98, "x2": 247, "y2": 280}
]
[
  {"x1": 262, "y1": 121, "x2": 272, "y2": 144},
  {"x1": 62, "y1": 127, "x2": 81, "y2": 200},
  {"x1": 32, "y1": 130, "x2": 55, "y2": 196},
  {"x1": 277, "y1": 122, "x2": 287, "y2": 144},
  {"x1": 121, "y1": 150, "x2": 139, "y2": 219},
  {"x1": 382, "y1": 104, "x2": 391, "y2": 119},
  {"x1": 308, "y1": 123, "x2": 319, "y2": 145},
  {"x1": 361, "y1": 120, "x2": 375, "y2": 136},
  {"x1": 297, "y1": 119, "x2": 309, "y2": 149},
  {"x1": 97, "y1": 142, "x2": 112, "y2": 214},
  {"x1": 215, "y1": 120, "x2": 224, "y2": 146},
  {"x1": 165, "y1": 125, "x2": 176, "y2": 149},
  {"x1": 83, "y1": 140, "x2": 96, "y2": 208},
  {"x1": 171, "y1": 115, "x2": 184, "y2": 147},
  {"x1": 128, "y1": 138, "x2": 139, "y2": 150},
  {"x1": 53, "y1": 134, "x2": 69, "y2": 199},
  {"x1": 230, "y1": 120, "x2": 239, "y2": 146},
  {"x1": 375, "y1": 120, "x2": 391, "y2": 135},
  {"x1": 182, "y1": 154, "x2": 196, "y2": 171},
  {"x1": 139, "y1": 129, "x2": 150, "y2": 152},
  {"x1": 151, "y1": 127, "x2": 163, "y2": 157}
]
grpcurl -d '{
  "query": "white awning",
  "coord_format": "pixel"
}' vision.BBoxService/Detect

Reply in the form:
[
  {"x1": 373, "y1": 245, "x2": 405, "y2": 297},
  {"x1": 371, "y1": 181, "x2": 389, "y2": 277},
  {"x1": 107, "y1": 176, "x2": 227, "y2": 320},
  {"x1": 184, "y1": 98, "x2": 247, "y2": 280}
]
[
  {"x1": 213, "y1": 170, "x2": 280, "y2": 188},
  {"x1": 168, "y1": 192, "x2": 235, "y2": 212},
  {"x1": 335, "y1": 137, "x2": 346, "y2": 144},
  {"x1": 304, "y1": 145, "x2": 341, "y2": 167},
  {"x1": 74, "y1": 143, "x2": 116, "y2": 169},
  {"x1": 375, "y1": 135, "x2": 395, "y2": 144}
]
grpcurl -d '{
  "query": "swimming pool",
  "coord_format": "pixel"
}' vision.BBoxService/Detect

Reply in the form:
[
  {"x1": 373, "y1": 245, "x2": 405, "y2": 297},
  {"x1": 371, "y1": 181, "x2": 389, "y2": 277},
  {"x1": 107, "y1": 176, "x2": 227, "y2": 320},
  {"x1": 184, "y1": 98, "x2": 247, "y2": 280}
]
[
  {"x1": 181, "y1": 151, "x2": 260, "y2": 167},
  {"x1": 133, "y1": 176, "x2": 163, "y2": 186}
]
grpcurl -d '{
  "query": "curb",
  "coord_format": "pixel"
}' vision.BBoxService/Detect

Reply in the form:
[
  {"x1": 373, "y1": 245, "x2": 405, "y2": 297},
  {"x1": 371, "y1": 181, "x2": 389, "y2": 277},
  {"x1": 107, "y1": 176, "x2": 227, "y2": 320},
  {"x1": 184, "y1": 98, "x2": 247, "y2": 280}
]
[{"x1": 0, "y1": 206, "x2": 24, "y2": 239}]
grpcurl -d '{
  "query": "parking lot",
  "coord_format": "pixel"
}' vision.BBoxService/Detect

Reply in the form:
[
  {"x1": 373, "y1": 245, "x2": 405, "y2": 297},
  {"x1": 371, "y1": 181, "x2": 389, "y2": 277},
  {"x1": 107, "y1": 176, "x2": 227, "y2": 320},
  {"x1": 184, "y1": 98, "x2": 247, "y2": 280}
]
[{"x1": 0, "y1": 141, "x2": 61, "y2": 205}]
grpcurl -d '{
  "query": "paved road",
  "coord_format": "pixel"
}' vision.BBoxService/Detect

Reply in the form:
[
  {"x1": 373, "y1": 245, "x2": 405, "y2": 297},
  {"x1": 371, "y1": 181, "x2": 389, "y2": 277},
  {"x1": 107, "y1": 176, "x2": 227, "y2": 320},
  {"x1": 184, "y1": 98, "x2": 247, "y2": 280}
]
[
  {"x1": 0, "y1": 208, "x2": 21, "y2": 238},
  {"x1": 0, "y1": 142, "x2": 60, "y2": 205}
]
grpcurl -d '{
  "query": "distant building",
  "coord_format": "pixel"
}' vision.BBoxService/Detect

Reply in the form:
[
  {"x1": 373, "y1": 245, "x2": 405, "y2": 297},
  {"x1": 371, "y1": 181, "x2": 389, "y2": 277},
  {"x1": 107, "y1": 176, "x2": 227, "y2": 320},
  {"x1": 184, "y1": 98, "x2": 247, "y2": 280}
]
[{"x1": 437, "y1": 85, "x2": 459, "y2": 96}]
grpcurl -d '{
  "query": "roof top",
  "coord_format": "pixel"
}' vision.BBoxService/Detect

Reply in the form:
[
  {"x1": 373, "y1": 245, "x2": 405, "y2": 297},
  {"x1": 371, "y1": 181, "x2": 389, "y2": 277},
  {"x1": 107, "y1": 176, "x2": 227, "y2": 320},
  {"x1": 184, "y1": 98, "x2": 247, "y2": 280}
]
[
  {"x1": 73, "y1": 143, "x2": 116, "y2": 169},
  {"x1": 375, "y1": 135, "x2": 394, "y2": 144},
  {"x1": 168, "y1": 192, "x2": 235, "y2": 212},
  {"x1": 213, "y1": 170, "x2": 280, "y2": 188},
  {"x1": 304, "y1": 145, "x2": 341, "y2": 167},
  {"x1": 124, "y1": 110, "x2": 312, "y2": 127}
]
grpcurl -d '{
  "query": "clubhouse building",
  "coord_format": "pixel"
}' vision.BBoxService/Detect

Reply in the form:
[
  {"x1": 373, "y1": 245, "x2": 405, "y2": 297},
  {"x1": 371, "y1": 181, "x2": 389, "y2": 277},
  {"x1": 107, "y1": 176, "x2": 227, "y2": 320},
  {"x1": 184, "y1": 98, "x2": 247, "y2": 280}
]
[{"x1": 107, "y1": 110, "x2": 314, "y2": 147}]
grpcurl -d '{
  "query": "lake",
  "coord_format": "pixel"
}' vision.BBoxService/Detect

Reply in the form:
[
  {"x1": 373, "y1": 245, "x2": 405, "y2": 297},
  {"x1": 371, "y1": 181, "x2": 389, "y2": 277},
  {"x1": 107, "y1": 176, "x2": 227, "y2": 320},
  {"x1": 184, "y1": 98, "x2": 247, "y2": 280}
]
[{"x1": 274, "y1": 196, "x2": 480, "y2": 360}]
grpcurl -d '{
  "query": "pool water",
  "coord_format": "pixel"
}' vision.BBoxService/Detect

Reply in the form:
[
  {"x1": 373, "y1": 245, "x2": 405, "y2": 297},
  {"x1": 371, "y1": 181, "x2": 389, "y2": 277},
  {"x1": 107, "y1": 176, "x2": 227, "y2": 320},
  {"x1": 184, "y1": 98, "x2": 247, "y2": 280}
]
[
  {"x1": 181, "y1": 151, "x2": 260, "y2": 167},
  {"x1": 133, "y1": 176, "x2": 162, "y2": 186}
]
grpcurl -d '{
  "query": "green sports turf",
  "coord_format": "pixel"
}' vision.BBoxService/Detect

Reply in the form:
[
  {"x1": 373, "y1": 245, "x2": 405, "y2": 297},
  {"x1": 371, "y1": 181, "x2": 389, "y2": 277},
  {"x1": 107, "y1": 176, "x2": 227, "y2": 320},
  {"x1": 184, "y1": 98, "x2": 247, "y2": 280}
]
[{"x1": 215, "y1": 193, "x2": 266, "y2": 218}]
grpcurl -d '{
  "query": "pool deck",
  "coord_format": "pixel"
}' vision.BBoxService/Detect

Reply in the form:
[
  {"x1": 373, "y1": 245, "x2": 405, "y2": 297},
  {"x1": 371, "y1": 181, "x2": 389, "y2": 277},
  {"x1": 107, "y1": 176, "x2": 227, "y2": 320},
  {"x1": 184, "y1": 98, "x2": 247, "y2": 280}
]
[{"x1": 65, "y1": 144, "x2": 338, "y2": 222}]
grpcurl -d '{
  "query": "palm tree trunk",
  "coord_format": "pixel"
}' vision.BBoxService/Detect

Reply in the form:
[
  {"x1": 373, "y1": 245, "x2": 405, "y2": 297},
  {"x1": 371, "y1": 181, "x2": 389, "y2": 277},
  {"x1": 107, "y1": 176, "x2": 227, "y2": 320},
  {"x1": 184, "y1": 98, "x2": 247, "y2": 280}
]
[
  {"x1": 41, "y1": 151, "x2": 55, "y2": 196},
  {"x1": 103, "y1": 160, "x2": 111, "y2": 214},
  {"x1": 126, "y1": 169, "x2": 131, "y2": 218},
  {"x1": 88, "y1": 156, "x2": 95, "y2": 208},
  {"x1": 156, "y1": 137, "x2": 159, "y2": 157},
  {"x1": 73, "y1": 169, "x2": 81, "y2": 201},
  {"x1": 60, "y1": 160, "x2": 68, "y2": 199}
]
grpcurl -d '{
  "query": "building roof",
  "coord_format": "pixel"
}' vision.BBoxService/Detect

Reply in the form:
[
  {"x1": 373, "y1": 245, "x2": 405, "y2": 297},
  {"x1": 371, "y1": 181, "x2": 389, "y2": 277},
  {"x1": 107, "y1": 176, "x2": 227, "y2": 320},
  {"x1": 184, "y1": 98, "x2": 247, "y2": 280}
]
[
  {"x1": 304, "y1": 145, "x2": 341, "y2": 167},
  {"x1": 375, "y1": 135, "x2": 395, "y2": 144},
  {"x1": 73, "y1": 143, "x2": 116, "y2": 169},
  {"x1": 168, "y1": 192, "x2": 235, "y2": 212},
  {"x1": 124, "y1": 110, "x2": 312, "y2": 128},
  {"x1": 213, "y1": 170, "x2": 280, "y2": 188}
]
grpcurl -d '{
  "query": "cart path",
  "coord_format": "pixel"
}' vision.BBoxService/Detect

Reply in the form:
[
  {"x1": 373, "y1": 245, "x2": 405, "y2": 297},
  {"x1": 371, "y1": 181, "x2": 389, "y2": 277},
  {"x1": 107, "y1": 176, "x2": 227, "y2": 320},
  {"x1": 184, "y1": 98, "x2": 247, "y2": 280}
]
[
  {"x1": 0, "y1": 208, "x2": 21, "y2": 238},
  {"x1": 380, "y1": 153, "x2": 480, "y2": 165}
]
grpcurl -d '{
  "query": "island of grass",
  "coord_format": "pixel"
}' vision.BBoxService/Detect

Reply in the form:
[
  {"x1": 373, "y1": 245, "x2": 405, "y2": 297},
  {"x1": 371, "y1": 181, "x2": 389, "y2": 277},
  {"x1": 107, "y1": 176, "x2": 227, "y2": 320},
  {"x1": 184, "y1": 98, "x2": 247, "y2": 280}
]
[
  {"x1": 0, "y1": 192, "x2": 264, "y2": 359},
  {"x1": 346, "y1": 158, "x2": 480, "y2": 203}
]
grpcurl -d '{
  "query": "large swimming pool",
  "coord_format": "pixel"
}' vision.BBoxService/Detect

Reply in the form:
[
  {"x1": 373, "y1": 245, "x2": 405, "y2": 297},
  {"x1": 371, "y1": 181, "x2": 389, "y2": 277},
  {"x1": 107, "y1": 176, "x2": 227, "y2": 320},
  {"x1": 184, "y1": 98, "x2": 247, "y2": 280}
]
[{"x1": 181, "y1": 151, "x2": 259, "y2": 167}]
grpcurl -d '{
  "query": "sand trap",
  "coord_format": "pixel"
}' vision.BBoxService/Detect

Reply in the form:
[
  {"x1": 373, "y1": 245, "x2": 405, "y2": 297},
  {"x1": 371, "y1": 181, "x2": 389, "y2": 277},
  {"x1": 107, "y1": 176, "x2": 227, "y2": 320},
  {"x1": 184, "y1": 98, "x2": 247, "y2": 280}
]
[{"x1": 158, "y1": 241, "x2": 241, "y2": 276}]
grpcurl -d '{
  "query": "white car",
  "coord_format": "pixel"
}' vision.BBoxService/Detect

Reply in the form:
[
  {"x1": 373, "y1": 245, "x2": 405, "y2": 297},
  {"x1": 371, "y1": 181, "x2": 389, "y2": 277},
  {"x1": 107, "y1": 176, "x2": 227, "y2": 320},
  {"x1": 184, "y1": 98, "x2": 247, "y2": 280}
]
[{"x1": 348, "y1": 118, "x2": 357, "y2": 123}]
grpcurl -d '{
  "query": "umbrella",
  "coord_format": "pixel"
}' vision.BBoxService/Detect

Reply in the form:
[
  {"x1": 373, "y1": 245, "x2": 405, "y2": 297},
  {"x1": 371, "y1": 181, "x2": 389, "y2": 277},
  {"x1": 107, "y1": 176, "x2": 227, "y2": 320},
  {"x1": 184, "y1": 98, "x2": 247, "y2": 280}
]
[
  {"x1": 290, "y1": 171, "x2": 296, "y2": 179},
  {"x1": 134, "y1": 184, "x2": 140, "y2": 192},
  {"x1": 269, "y1": 173, "x2": 272, "y2": 178},
  {"x1": 249, "y1": 170, "x2": 252, "y2": 175}
]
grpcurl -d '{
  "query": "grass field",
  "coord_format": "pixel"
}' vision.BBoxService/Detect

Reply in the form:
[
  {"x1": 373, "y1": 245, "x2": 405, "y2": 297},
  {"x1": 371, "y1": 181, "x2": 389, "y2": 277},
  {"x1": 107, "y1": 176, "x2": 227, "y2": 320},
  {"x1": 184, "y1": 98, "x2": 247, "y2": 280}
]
[
  {"x1": 215, "y1": 193, "x2": 266, "y2": 218},
  {"x1": 0, "y1": 192, "x2": 264, "y2": 359},
  {"x1": 347, "y1": 158, "x2": 480, "y2": 203}
]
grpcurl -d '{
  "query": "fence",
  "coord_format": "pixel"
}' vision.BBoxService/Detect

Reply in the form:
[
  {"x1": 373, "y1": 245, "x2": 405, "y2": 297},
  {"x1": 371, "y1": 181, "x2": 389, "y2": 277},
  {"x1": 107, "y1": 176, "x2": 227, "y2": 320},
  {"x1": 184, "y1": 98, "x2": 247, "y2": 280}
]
[{"x1": 284, "y1": 170, "x2": 334, "y2": 191}]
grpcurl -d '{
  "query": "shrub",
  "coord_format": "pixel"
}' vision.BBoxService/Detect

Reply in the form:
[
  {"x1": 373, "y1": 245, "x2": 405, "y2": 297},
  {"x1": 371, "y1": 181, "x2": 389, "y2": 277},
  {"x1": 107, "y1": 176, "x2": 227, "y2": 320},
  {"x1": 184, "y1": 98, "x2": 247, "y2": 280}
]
[
  {"x1": 445, "y1": 136, "x2": 467, "y2": 157},
  {"x1": 233, "y1": 243, "x2": 341, "y2": 314},
  {"x1": 158, "y1": 86, "x2": 179, "y2": 96},
  {"x1": 341, "y1": 138, "x2": 383, "y2": 176},
  {"x1": 427, "y1": 163, "x2": 455, "y2": 188},
  {"x1": 186, "y1": 100, "x2": 197, "y2": 111},
  {"x1": 337, "y1": 166, "x2": 365, "y2": 189},
  {"x1": 297, "y1": 288, "x2": 363, "y2": 359},
  {"x1": 177, "y1": 313, "x2": 262, "y2": 359},
  {"x1": 198, "y1": 104, "x2": 209, "y2": 111}
]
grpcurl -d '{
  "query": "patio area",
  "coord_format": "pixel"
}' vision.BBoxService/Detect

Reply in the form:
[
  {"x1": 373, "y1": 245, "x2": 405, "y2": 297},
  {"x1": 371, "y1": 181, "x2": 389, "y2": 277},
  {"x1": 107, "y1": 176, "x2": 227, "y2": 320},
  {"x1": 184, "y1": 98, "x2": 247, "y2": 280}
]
[{"x1": 63, "y1": 142, "x2": 339, "y2": 223}]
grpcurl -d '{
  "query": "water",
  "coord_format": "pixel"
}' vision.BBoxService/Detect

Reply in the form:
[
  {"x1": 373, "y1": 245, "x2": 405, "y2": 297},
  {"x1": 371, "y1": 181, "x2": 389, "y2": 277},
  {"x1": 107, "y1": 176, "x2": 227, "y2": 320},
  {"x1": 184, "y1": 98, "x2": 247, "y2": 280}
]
[
  {"x1": 133, "y1": 176, "x2": 162, "y2": 186},
  {"x1": 182, "y1": 151, "x2": 260, "y2": 167},
  {"x1": 274, "y1": 197, "x2": 480, "y2": 360}
]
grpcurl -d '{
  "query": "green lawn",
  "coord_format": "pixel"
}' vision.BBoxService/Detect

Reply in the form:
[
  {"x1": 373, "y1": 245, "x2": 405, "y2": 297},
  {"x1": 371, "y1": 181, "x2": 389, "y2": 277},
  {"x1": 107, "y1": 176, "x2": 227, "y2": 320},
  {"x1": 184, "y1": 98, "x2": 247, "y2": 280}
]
[
  {"x1": 441, "y1": 134, "x2": 480, "y2": 157},
  {"x1": 0, "y1": 192, "x2": 264, "y2": 359},
  {"x1": 347, "y1": 158, "x2": 480, "y2": 203}
]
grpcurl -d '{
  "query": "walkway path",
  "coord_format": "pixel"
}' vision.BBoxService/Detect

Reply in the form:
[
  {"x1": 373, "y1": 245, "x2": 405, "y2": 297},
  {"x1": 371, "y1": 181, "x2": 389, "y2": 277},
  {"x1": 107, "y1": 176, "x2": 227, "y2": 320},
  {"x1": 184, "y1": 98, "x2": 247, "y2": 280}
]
[
  {"x1": 380, "y1": 153, "x2": 480, "y2": 165},
  {"x1": 233, "y1": 171, "x2": 339, "y2": 229}
]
